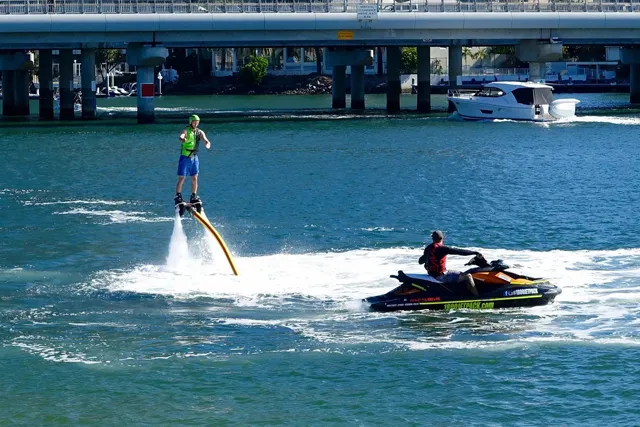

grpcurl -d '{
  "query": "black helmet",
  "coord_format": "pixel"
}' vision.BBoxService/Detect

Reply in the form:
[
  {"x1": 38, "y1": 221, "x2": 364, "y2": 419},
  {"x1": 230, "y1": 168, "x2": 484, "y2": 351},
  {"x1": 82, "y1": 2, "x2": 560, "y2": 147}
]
[{"x1": 431, "y1": 230, "x2": 444, "y2": 240}]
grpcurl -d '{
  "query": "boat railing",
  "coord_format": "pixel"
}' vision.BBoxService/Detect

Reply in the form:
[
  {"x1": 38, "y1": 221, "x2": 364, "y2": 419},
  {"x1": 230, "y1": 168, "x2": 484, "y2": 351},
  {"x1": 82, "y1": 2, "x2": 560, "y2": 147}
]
[{"x1": 447, "y1": 89, "x2": 477, "y2": 97}]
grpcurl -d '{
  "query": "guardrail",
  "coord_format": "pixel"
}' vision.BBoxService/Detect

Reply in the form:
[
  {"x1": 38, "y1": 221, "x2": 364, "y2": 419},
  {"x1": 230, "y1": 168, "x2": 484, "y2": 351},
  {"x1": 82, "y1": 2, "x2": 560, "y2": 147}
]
[{"x1": 1, "y1": 0, "x2": 639, "y2": 14}]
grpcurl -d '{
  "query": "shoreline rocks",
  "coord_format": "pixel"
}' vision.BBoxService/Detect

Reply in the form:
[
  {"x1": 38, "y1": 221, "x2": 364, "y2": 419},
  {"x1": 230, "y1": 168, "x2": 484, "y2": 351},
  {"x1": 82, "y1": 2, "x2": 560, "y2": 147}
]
[
  {"x1": 162, "y1": 74, "x2": 392, "y2": 96},
  {"x1": 152, "y1": 73, "x2": 632, "y2": 96}
]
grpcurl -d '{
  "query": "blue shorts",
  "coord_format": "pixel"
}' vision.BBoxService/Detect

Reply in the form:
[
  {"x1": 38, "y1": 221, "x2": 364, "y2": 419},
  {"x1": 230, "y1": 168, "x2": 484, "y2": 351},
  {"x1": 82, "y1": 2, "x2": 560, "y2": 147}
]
[
  {"x1": 435, "y1": 271, "x2": 461, "y2": 284},
  {"x1": 177, "y1": 155, "x2": 199, "y2": 177}
]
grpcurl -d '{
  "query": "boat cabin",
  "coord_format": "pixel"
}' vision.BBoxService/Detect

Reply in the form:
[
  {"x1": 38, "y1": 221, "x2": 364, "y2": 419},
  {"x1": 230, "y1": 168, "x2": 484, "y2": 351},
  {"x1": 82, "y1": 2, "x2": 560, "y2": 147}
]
[{"x1": 473, "y1": 82, "x2": 555, "y2": 106}]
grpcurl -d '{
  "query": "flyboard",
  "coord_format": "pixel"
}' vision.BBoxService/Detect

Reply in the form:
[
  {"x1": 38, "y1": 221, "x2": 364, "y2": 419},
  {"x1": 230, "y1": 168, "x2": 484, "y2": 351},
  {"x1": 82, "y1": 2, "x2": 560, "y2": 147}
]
[{"x1": 176, "y1": 202, "x2": 239, "y2": 276}]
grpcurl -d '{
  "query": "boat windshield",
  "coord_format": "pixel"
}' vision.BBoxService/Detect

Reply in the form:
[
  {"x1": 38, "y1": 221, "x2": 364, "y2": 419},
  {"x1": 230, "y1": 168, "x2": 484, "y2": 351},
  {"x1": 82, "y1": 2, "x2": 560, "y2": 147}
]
[
  {"x1": 533, "y1": 88, "x2": 554, "y2": 104},
  {"x1": 474, "y1": 87, "x2": 506, "y2": 97},
  {"x1": 512, "y1": 87, "x2": 554, "y2": 105}
]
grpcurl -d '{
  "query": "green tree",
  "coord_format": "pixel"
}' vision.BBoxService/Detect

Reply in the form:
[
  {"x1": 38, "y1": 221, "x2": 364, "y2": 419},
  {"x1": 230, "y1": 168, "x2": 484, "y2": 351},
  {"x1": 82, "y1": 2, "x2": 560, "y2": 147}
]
[
  {"x1": 486, "y1": 46, "x2": 514, "y2": 55},
  {"x1": 96, "y1": 49, "x2": 125, "y2": 74},
  {"x1": 400, "y1": 47, "x2": 418, "y2": 74},
  {"x1": 563, "y1": 46, "x2": 606, "y2": 62},
  {"x1": 472, "y1": 48, "x2": 488, "y2": 66},
  {"x1": 96, "y1": 49, "x2": 126, "y2": 86},
  {"x1": 462, "y1": 47, "x2": 473, "y2": 67},
  {"x1": 486, "y1": 46, "x2": 527, "y2": 68},
  {"x1": 239, "y1": 55, "x2": 268, "y2": 86},
  {"x1": 430, "y1": 59, "x2": 444, "y2": 75}
]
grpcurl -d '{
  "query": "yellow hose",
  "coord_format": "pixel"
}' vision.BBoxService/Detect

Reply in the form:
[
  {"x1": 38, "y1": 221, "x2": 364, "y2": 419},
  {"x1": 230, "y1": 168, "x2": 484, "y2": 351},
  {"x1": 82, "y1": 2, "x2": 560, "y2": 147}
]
[{"x1": 188, "y1": 206, "x2": 239, "y2": 276}]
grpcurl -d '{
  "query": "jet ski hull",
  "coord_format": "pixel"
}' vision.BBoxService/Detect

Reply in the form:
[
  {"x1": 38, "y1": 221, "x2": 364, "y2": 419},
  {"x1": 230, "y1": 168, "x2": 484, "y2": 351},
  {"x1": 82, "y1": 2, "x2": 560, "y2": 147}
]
[
  {"x1": 365, "y1": 286, "x2": 560, "y2": 312},
  {"x1": 364, "y1": 267, "x2": 561, "y2": 312}
]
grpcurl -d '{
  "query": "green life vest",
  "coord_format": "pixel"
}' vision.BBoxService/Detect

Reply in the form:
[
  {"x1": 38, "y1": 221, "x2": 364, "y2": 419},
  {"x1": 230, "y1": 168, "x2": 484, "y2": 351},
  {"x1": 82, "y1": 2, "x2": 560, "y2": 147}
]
[{"x1": 181, "y1": 127, "x2": 202, "y2": 158}]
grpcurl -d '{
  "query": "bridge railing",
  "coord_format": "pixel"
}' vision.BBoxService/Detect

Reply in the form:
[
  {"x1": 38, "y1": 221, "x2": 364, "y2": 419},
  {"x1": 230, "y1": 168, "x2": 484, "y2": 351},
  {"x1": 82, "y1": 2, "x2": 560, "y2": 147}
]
[{"x1": 2, "y1": 0, "x2": 640, "y2": 13}]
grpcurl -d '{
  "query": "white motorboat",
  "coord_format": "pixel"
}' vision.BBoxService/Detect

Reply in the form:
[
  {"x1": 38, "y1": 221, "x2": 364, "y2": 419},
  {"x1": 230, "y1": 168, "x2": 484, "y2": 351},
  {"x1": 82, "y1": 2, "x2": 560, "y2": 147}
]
[{"x1": 447, "y1": 81, "x2": 580, "y2": 122}]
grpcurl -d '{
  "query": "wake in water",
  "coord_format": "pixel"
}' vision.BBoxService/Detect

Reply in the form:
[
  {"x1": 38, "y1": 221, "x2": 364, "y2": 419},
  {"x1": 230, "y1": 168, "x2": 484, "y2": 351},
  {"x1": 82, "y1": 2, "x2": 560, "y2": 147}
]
[
  {"x1": 66, "y1": 209, "x2": 640, "y2": 351},
  {"x1": 10, "y1": 192, "x2": 174, "y2": 224},
  {"x1": 94, "y1": 243, "x2": 640, "y2": 306},
  {"x1": 553, "y1": 115, "x2": 640, "y2": 126},
  {"x1": 467, "y1": 115, "x2": 640, "y2": 126},
  {"x1": 11, "y1": 243, "x2": 640, "y2": 365},
  {"x1": 84, "y1": 243, "x2": 640, "y2": 348}
]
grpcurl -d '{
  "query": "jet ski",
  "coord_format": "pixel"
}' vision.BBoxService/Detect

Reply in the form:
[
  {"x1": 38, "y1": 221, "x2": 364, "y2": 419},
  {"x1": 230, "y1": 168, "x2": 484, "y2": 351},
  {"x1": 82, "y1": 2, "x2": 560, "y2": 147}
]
[{"x1": 363, "y1": 254, "x2": 561, "y2": 312}]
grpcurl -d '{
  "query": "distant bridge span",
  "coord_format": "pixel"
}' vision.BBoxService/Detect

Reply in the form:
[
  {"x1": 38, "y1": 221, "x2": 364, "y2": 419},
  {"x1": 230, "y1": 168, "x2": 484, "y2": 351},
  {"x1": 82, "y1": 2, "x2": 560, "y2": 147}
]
[
  {"x1": 3, "y1": 0, "x2": 640, "y2": 121},
  {"x1": 2, "y1": 11, "x2": 640, "y2": 48}
]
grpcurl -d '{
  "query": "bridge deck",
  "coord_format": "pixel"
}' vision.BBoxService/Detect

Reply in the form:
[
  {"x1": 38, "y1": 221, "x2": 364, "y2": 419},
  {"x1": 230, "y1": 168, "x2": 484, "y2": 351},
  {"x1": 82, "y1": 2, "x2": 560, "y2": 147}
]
[{"x1": 1, "y1": 0, "x2": 639, "y2": 14}]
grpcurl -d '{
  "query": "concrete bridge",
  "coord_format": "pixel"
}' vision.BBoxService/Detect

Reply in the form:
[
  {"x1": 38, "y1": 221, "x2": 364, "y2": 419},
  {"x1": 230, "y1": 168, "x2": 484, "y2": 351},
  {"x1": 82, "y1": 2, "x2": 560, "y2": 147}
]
[{"x1": 2, "y1": 0, "x2": 640, "y2": 121}]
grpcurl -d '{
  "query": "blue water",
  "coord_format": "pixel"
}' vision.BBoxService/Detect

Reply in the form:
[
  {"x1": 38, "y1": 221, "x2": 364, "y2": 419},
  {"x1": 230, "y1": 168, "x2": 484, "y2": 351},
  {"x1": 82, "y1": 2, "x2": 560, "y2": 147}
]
[{"x1": 2, "y1": 95, "x2": 640, "y2": 425}]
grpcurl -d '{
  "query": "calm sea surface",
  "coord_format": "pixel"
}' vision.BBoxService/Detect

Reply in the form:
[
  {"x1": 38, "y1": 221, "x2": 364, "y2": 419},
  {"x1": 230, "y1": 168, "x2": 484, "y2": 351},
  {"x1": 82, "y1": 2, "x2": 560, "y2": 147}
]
[{"x1": 1, "y1": 93, "x2": 640, "y2": 426}]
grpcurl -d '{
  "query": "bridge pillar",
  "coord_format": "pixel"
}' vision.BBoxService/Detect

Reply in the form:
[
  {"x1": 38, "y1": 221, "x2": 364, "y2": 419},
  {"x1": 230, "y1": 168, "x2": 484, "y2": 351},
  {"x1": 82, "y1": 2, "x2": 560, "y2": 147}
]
[
  {"x1": 448, "y1": 46, "x2": 462, "y2": 90},
  {"x1": 386, "y1": 46, "x2": 401, "y2": 113},
  {"x1": 81, "y1": 49, "x2": 97, "y2": 120},
  {"x1": 325, "y1": 48, "x2": 372, "y2": 110},
  {"x1": 350, "y1": 65, "x2": 365, "y2": 110},
  {"x1": 39, "y1": 50, "x2": 54, "y2": 120},
  {"x1": 620, "y1": 48, "x2": 640, "y2": 104},
  {"x1": 126, "y1": 45, "x2": 169, "y2": 123},
  {"x1": 232, "y1": 49, "x2": 238, "y2": 73},
  {"x1": 528, "y1": 62, "x2": 545, "y2": 83},
  {"x1": 59, "y1": 49, "x2": 75, "y2": 120},
  {"x1": 417, "y1": 46, "x2": 430, "y2": 113},
  {"x1": 2, "y1": 71, "x2": 16, "y2": 116},
  {"x1": 14, "y1": 70, "x2": 30, "y2": 116},
  {"x1": 448, "y1": 45, "x2": 463, "y2": 113},
  {"x1": 516, "y1": 40, "x2": 562, "y2": 83},
  {"x1": 0, "y1": 51, "x2": 34, "y2": 116},
  {"x1": 631, "y1": 65, "x2": 640, "y2": 104},
  {"x1": 332, "y1": 65, "x2": 346, "y2": 109},
  {"x1": 136, "y1": 66, "x2": 156, "y2": 123}
]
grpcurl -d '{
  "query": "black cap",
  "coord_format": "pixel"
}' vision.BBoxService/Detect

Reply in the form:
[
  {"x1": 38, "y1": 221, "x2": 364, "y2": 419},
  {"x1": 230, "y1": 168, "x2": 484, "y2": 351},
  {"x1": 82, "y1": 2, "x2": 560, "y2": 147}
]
[{"x1": 432, "y1": 230, "x2": 444, "y2": 240}]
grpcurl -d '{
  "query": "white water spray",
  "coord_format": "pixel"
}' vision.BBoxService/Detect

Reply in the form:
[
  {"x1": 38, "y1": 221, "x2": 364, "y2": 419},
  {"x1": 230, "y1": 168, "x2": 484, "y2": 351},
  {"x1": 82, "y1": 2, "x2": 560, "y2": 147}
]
[
  {"x1": 166, "y1": 213, "x2": 190, "y2": 270},
  {"x1": 163, "y1": 209, "x2": 236, "y2": 279},
  {"x1": 199, "y1": 211, "x2": 222, "y2": 263}
]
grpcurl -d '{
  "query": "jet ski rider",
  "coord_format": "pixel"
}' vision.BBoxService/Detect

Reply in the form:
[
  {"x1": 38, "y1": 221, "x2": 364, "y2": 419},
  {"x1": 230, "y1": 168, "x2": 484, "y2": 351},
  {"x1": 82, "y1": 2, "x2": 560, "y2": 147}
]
[{"x1": 419, "y1": 230, "x2": 482, "y2": 297}]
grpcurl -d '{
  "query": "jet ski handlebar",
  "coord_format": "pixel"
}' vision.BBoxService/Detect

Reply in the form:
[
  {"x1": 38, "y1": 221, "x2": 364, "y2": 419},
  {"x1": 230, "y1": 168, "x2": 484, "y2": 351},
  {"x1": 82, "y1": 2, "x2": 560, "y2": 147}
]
[
  {"x1": 465, "y1": 253, "x2": 489, "y2": 267},
  {"x1": 465, "y1": 254, "x2": 511, "y2": 271}
]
